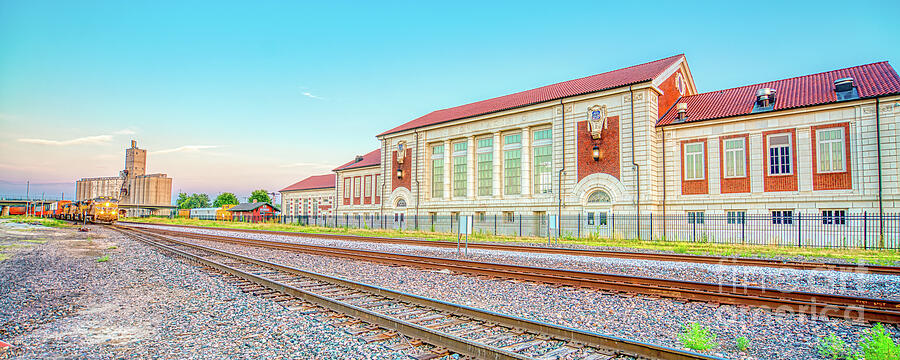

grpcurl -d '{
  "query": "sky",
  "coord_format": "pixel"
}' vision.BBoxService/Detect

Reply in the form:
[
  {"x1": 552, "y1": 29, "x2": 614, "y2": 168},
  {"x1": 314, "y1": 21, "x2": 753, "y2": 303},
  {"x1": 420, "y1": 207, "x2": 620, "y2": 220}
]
[{"x1": 1, "y1": 0, "x2": 898, "y2": 202}]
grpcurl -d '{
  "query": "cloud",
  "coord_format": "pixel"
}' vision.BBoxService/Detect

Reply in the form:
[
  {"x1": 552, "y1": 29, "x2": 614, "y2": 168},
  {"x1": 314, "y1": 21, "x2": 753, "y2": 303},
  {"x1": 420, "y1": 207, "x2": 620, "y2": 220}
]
[
  {"x1": 152, "y1": 145, "x2": 219, "y2": 154},
  {"x1": 18, "y1": 134, "x2": 114, "y2": 146},
  {"x1": 113, "y1": 129, "x2": 136, "y2": 135},
  {"x1": 301, "y1": 92, "x2": 324, "y2": 100},
  {"x1": 279, "y1": 162, "x2": 333, "y2": 169}
]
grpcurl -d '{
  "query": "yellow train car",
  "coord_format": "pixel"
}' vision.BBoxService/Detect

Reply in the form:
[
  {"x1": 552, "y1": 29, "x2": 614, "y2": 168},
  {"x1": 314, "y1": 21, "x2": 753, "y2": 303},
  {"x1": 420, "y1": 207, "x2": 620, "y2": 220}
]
[
  {"x1": 63, "y1": 197, "x2": 119, "y2": 223},
  {"x1": 216, "y1": 204, "x2": 236, "y2": 221},
  {"x1": 177, "y1": 209, "x2": 191, "y2": 218}
]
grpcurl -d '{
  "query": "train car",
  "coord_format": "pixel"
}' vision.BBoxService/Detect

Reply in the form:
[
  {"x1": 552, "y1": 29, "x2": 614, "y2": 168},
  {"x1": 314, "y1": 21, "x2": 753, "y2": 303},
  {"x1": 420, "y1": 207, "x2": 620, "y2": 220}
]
[
  {"x1": 190, "y1": 207, "x2": 219, "y2": 220},
  {"x1": 49, "y1": 201, "x2": 71, "y2": 216},
  {"x1": 177, "y1": 209, "x2": 190, "y2": 218},
  {"x1": 64, "y1": 197, "x2": 119, "y2": 223},
  {"x1": 9, "y1": 206, "x2": 25, "y2": 215},
  {"x1": 216, "y1": 204, "x2": 236, "y2": 221}
]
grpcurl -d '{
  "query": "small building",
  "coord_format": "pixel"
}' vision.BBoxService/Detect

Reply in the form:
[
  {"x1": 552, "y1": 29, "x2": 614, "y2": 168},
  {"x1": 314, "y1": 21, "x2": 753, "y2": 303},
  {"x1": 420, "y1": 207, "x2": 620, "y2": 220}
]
[
  {"x1": 279, "y1": 174, "x2": 336, "y2": 222},
  {"x1": 333, "y1": 149, "x2": 385, "y2": 225},
  {"x1": 228, "y1": 202, "x2": 278, "y2": 221}
]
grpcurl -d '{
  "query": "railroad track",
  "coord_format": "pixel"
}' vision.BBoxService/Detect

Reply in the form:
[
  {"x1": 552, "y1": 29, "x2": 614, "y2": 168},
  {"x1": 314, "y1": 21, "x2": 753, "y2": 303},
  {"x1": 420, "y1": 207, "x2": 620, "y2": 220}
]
[
  {"x1": 118, "y1": 221, "x2": 900, "y2": 276},
  {"x1": 113, "y1": 225, "x2": 718, "y2": 360},
  {"x1": 129, "y1": 225, "x2": 900, "y2": 324}
]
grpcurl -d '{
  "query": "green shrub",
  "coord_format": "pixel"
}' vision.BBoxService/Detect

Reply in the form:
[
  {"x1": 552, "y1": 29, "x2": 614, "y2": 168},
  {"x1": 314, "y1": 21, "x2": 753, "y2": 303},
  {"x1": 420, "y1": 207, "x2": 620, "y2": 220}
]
[
  {"x1": 677, "y1": 322, "x2": 717, "y2": 351},
  {"x1": 96, "y1": 255, "x2": 110, "y2": 263},
  {"x1": 817, "y1": 333, "x2": 855, "y2": 360},
  {"x1": 860, "y1": 323, "x2": 899, "y2": 360},
  {"x1": 735, "y1": 336, "x2": 750, "y2": 351}
]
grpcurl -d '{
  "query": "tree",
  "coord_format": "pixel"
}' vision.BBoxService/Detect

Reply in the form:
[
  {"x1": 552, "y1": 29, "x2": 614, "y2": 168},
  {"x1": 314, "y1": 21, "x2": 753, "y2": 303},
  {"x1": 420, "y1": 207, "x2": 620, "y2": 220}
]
[
  {"x1": 176, "y1": 192, "x2": 211, "y2": 209},
  {"x1": 248, "y1": 189, "x2": 271, "y2": 204},
  {"x1": 214, "y1": 192, "x2": 239, "y2": 207}
]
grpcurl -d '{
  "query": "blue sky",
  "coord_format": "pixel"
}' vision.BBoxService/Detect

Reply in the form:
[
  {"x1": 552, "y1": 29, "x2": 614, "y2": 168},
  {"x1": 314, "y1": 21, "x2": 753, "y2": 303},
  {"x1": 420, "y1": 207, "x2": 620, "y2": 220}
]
[{"x1": 1, "y1": 0, "x2": 898, "y2": 201}]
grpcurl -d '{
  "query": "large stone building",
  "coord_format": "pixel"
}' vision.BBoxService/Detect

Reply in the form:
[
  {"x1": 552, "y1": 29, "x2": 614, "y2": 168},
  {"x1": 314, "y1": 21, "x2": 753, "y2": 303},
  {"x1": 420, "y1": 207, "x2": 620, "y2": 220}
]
[
  {"x1": 281, "y1": 54, "x2": 899, "y2": 244},
  {"x1": 76, "y1": 140, "x2": 173, "y2": 216}
]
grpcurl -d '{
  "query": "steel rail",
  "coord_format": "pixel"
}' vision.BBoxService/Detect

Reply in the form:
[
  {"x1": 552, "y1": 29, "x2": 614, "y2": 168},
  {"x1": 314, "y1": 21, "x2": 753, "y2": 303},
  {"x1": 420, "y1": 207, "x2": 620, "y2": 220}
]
[
  {"x1": 114, "y1": 225, "x2": 718, "y2": 360},
  {"x1": 132, "y1": 225, "x2": 900, "y2": 324},
  {"x1": 118, "y1": 221, "x2": 900, "y2": 276}
]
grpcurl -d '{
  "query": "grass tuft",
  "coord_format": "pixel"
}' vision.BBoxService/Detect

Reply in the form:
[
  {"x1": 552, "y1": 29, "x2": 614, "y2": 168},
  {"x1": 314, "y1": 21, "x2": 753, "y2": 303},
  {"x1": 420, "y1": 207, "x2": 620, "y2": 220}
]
[
  {"x1": 735, "y1": 336, "x2": 750, "y2": 352},
  {"x1": 817, "y1": 333, "x2": 855, "y2": 360},
  {"x1": 860, "y1": 323, "x2": 900, "y2": 360},
  {"x1": 677, "y1": 322, "x2": 717, "y2": 351},
  {"x1": 96, "y1": 255, "x2": 110, "y2": 263}
]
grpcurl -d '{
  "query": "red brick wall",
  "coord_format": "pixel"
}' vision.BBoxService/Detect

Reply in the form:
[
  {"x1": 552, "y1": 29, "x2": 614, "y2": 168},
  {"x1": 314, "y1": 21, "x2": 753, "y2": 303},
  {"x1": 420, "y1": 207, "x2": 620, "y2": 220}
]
[
  {"x1": 577, "y1": 116, "x2": 620, "y2": 182},
  {"x1": 762, "y1": 128, "x2": 798, "y2": 192},
  {"x1": 811, "y1": 122, "x2": 851, "y2": 190},
  {"x1": 392, "y1": 149, "x2": 411, "y2": 191},
  {"x1": 363, "y1": 175, "x2": 372, "y2": 204},
  {"x1": 342, "y1": 178, "x2": 350, "y2": 205},
  {"x1": 719, "y1": 134, "x2": 750, "y2": 193},
  {"x1": 657, "y1": 69, "x2": 688, "y2": 116},
  {"x1": 680, "y1": 139, "x2": 708, "y2": 195}
]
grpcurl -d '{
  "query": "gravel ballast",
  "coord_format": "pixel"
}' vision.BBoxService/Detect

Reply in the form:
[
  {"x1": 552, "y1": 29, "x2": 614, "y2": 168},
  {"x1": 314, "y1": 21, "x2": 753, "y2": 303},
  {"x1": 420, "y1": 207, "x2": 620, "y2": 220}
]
[{"x1": 0, "y1": 221, "x2": 409, "y2": 359}]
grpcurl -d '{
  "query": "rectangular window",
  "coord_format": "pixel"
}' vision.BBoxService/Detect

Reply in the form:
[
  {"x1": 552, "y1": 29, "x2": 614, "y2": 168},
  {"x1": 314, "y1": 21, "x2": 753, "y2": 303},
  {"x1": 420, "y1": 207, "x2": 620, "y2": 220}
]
[
  {"x1": 723, "y1": 138, "x2": 746, "y2": 178},
  {"x1": 503, "y1": 133, "x2": 522, "y2": 195},
  {"x1": 587, "y1": 212, "x2": 595, "y2": 226},
  {"x1": 533, "y1": 129, "x2": 553, "y2": 194},
  {"x1": 353, "y1": 177, "x2": 360, "y2": 198},
  {"x1": 684, "y1": 142, "x2": 705, "y2": 180},
  {"x1": 768, "y1": 133, "x2": 792, "y2": 175},
  {"x1": 822, "y1": 210, "x2": 847, "y2": 225},
  {"x1": 503, "y1": 211, "x2": 515, "y2": 223},
  {"x1": 452, "y1": 141, "x2": 467, "y2": 197},
  {"x1": 687, "y1": 211, "x2": 705, "y2": 224},
  {"x1": 771, "y1": 210, "x2": 793, "y2": 225},
  {"x1": 598, "y1": 212, "x2": 608, "y2": 226},
  {"x1": 374, "y1": 175, "x2": 381, "y2": 197},
  {"x1": 431, "y1": 144, "x2": 444, "y2": 199},
  {"x1": 477, "y1": 137, "x2": 493, "y2": 196},
  {"x1": 817, "y1": 128, "x2": 845, "y2": 173},
  {"x1": 343, "y1": 178, "x2": 351, "y2": 200},
  {"x1": 364, "y1": 175, "x2": 371, "y2": 197},
  {"x1": 476, "y1": 212, "x2": 486, "y2": 222},
  {"x1": 726, "y1": 211, "x2": 746, "y2": 224}
]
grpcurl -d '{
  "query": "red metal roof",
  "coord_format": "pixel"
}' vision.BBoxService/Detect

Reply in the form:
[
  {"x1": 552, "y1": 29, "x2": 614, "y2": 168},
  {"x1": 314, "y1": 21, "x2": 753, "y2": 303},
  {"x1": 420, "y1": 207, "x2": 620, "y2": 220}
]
[
  {"x1": 658, "y1": 61, "x2": 900, "y2": 126},
  {"x1": 378, "y1": 54, "x2": 686, "y2": 136},
  {"x1": 279, "y1": 173, "x2": 335, "y2": 192},
  {"x1": 333, "y1": 148, "x2": 381, "y2": 171}
]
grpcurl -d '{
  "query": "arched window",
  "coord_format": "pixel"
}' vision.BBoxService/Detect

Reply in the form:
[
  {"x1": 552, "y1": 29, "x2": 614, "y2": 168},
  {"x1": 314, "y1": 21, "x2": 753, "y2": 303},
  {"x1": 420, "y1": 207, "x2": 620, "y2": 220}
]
[
  {"x1": 587, "y1": 190, "x2": 611, "y2": 204},
  {"x1": 396, "y1": 199, "x2": 407, "y2": 208}
]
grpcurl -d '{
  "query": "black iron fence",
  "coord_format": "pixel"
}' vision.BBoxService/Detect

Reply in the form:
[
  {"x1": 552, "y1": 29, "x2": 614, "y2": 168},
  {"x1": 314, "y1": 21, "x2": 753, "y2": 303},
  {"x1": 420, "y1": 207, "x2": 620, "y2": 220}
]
[{"x1": 173, "y1": 212, "x2": 900, "y2": 250}]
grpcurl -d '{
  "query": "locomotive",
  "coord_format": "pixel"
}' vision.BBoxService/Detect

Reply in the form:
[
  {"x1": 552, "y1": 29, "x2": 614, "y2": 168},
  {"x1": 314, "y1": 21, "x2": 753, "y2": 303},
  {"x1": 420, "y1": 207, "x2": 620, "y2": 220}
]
[{"x1": 58, "y1": 197, "x2": 119, "y2": 224}]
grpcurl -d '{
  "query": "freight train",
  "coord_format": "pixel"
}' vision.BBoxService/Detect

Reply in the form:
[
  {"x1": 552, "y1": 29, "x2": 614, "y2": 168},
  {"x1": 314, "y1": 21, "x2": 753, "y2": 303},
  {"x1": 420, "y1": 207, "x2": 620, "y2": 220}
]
[{"x1": 57, "y1": 197, "x2": 120, "y2": 224}]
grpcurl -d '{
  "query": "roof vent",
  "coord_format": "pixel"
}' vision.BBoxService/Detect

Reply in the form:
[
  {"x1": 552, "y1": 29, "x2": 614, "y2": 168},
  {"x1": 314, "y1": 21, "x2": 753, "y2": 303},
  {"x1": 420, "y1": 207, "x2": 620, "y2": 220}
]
[
  {"x1": 752, "y1": 88, "x2": 776, "y2": 113},
  {"x1": 834, "y1": 77, "x2": 859, "y2": 101},
  {"x1": 675, "y1": 102, "x2": 688, "y2": 122},
  {"x1": 354, "y1": 155, "x2": 364, "y2": 163}
]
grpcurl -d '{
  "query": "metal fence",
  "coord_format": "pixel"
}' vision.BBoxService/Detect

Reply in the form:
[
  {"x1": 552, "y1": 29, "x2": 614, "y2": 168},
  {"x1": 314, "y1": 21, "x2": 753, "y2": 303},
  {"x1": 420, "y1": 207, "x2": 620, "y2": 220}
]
[{"x1": 173, "y1": 212, "x2": 900, "y2": 250}]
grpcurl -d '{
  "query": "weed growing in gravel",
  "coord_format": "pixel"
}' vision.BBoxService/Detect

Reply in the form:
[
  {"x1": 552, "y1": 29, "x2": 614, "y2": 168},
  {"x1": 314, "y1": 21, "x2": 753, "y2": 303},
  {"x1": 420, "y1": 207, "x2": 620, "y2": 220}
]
[
  {"x1": 96, "y1": 255, "x2": 110, "y2": 263},
  {"x1": 817, "y1": 333, "x2": 855, "y2": 360},
  {"x1": 23, "y1": 239, "x2": 46, "y2": 244},
  {"x1": 677, "y1": 322, "x2": 717, "y2": 351},
  {"x1": 735, "y1": 336, "x2": 750, "y2": 351},
  {"x1": 0, "y1": 253, "x2": 9, "y2": 261},
  {"x1": 859, "y1": 323, "x2": 900, "y2": 360},
  {"x1": 107, "y1": 245, "x2": 118, "y2": 250}
]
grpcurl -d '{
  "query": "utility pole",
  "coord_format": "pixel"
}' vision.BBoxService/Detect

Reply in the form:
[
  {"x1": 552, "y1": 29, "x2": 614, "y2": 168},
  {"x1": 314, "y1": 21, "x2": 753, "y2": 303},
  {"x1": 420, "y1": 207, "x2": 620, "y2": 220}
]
[{"x1": 25, "y1": 180, "x2": 30, "y2": 216}]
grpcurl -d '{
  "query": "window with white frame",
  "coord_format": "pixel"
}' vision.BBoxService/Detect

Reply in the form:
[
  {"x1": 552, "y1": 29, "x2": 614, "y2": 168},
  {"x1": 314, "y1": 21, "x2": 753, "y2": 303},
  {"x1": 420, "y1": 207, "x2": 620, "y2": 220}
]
[
  {"x1": 503, "y1": 133, "x2": 522, "y2": 195},
  {"x1": 817, "y1": 128, "x2": 846, "y2": 173},
  {"x1": 683, "y1": 142, "x2": 705, "y2": 180},
  {"x1": 363, "y1": 176, "x2": 371, "y2": 197},
  {"x1": 431, "y1": 144, "x2": 444, "y2": 199},
  {"x1": 344, "y1": 178, "x2": 351, "y2": 200},
  {"x1": 353, "y1": 177, "x2": 360, "y2": 198},
  {"x1": 503, "y1": 211, "x2": 515, "y2": 223},
  {"x1": 374, "y1": 175, "x2": 381, "y2": 198},
  {"x1": 452, "y1": 141, "x2": 467, "y2": 197},
  {"x1": 822, "y1": 210, "x2": 847, "y2": 225},
  {"x1": 587, "y1": 212, "x2": 595, "y2": 225},
  {"x1": 532, "y1": 128, "x2": 553, "y2": 194},
  {"x1": 477, "y1": 137, "x2": 493, "y2": 196},
  {"x1": 768, "y1": 133, "x2": 792, "y2": 175},
  {"x1": 723, "y1": 138, "x2": 746, "y2": 178},
  {"x1": 726, "y1": 211, "x2": 746, "y2": 224},
  {"x1": 771, "y1": 210, "x2": 793, "y2": 225}
]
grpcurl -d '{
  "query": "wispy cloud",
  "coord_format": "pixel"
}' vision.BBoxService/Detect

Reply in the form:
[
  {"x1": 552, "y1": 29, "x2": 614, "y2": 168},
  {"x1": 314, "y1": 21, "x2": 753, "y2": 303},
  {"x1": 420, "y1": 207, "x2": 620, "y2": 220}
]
[
  {"x1": 279, "y1": 162, "x2": 333, "y2": 169},
  {"x1": 152, "y1": 145, "x2": 219, "y2": 155},
  {"x1": 301, "y1": 91, "x2": 324, "y2": 100},
  {"x1": 18, "y1": 134, "x2": 114, "y2": 146},
  {"x1": 16, "y1": 128, "x2": 137, "y2": 146}
]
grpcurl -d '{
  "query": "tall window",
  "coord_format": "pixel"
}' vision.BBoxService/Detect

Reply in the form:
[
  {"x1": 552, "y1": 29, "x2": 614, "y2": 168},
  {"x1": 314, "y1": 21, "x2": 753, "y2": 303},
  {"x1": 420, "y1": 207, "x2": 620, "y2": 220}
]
[
  {"x1": 817, "y1": 128, "x2": 845, "y2": 172},
  {"x1": 431, "y1": 144, "x2": 444, "y2": 199},
  {"x1": 452, "y1": 141, "x2": 467, "y2": 197},
  {"x1": 503, "y1": 133, "x2": 522, "y2": 195},
  {"x1": 723, "y1": 138, "x2": 746, "y2": 178},
  {"x1": 353, "y1": 177, "x2": 360, "y2": 198},
  {"x1": 684, "y1": 142, "x2": 705, "y2": 180},
  {"x1": 768, "y1": 133, "x2": 792, "y2": 175},
  {"x1": 532, "y1": 128, "x2": 553, "y2": 194},
  {"x1": 477, "y1": 137, "x2": 493, "y2": 196},
  {"x1": 364, "y1": 176, "x2": 371, "y2": 197},
  {"x1": 344, "y1": 178, "x2": 351, "y2": 200},
  {"x1": 374, "y1": 175, "x2": 381, "y2": 198}
]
